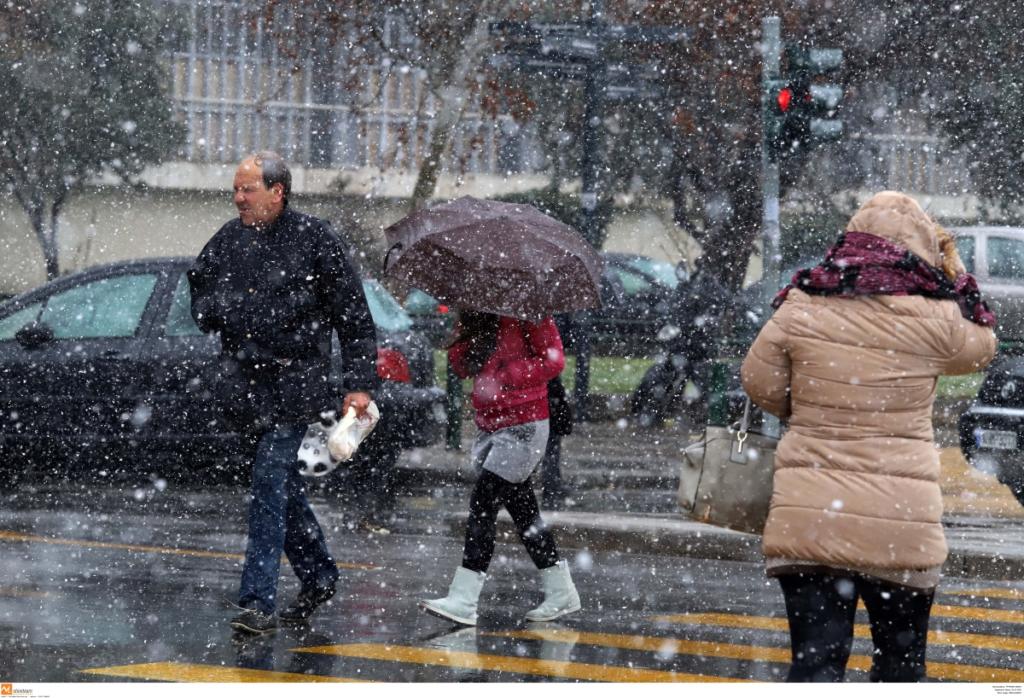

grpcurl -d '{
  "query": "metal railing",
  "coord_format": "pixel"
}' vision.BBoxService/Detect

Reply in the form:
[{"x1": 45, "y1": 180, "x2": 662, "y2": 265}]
[
  {"x1": 159, "y1": 3, "x2": 972, "y2": 195},
  {"x1": 160, "y1": 0, "x2": 526, "y2": 174},
  {"x1": 819, "y1": 132, "x2": 972, "y2": 198}
]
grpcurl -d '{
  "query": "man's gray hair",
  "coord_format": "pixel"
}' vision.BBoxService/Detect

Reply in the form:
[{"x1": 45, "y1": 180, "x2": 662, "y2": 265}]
[{"x1": 252, "y1": 150, "x2": 291, "y2": 205}]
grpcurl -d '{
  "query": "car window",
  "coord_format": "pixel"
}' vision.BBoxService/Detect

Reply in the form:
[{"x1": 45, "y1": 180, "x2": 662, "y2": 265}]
[
  {"x1": 619, "y1": 258, "x2": 680, "y2": 289},
  {"x1": 0, "y1": 303, "x2": 43, "y2": 340},
  {"x1": 988, "y1": 237, "x2": 1024, "y2": 280},
  {"x1": 166, "y1": 273, "x2": 203, "y2": 336},
  {"x1": 613, "y1": 267, "x2": 657, "y2": 297},
  {"x1": 404, "y1": 288, "x2": 441, "y2": 315},
  {"x1": 956, "y1": 235, "x2": 976, "y2": 274},
  {"x1": 362, "y1": 279, "x2": 413, "y2": 333},
  {"x1": 38, "y1": 273, "x2": 158, "y2": 339}
]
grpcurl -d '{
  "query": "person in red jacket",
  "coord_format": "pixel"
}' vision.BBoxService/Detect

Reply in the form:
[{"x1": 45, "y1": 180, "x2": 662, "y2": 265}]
[{"x1": 419, "y1": 310, "x2": 581, "y2": 626}]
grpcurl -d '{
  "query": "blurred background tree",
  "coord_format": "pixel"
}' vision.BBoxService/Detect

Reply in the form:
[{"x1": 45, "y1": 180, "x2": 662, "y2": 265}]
[
  {"x1": 0, "y1": 0, "x2": 185, "y2": 280},
  {"x1": 258, "y1": 1, "x2": 1021, "y2": 286},
  {"x1": 850, "y1": 2, "x2": 1024, "y2": 219}
]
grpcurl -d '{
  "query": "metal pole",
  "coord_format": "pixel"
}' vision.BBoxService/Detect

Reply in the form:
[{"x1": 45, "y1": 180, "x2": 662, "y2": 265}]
[
  {"x1": 707, "y1": 361, "x2": 730, "y2": 427},
  {"x1": 573, "y1": 0, "x2": 606, "y2": 421},
  {"x1": 445, "y1": 359, "x2": 463, "y2": 450},
  {"x1": 760, "y1": 16, "x2": 782, "y2": 438}
]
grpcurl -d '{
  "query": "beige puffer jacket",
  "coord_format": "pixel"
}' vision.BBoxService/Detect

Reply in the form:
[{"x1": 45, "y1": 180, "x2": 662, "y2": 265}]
[{"x1": 741, "y1": 192, "x2": 996, "y2": 586}]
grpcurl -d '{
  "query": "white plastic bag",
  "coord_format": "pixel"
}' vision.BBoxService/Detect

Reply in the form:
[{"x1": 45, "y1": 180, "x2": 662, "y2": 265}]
[
  {"x1": 296, "y1": 401, "x2": 380, "y2": 478},
  {"x1": 327, "y1": 401, "x2": 380, "y2": 461}
]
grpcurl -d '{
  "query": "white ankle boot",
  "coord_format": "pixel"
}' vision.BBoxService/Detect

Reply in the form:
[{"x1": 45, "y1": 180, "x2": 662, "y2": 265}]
[
  {"x1": 526, "y1": 560, "x2": 581, "y2": 622},
  {"x1": 419, "y1": 567, "x2": 486, "y2": 626}
]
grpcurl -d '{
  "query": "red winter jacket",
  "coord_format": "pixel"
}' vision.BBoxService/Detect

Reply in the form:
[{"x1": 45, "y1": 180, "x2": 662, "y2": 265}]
[{"x1": 449, "y1": 316, "x2": 566, "y2": 432}]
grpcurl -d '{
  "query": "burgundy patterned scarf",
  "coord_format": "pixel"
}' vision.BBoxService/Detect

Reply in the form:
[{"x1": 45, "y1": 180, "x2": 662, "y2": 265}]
[{"x1": 773, "y1": 231, "x2": 996, "y2": 328}]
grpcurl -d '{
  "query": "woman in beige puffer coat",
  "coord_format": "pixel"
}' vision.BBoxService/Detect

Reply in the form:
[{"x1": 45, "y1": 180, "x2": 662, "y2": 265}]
[{"x1": 741, "y1": 191, "x2": 996, "y2": 682}]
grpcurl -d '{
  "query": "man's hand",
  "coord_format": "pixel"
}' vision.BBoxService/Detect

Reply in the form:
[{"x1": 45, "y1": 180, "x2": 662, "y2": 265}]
[{"x1": 342, "y1": 391, "x2": 372, "y2": 418}]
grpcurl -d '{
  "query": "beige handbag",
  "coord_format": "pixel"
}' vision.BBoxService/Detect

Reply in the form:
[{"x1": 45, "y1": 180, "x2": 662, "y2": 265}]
[{"x1": 678, "y1": 398, "x2": 777, "y2": 535}]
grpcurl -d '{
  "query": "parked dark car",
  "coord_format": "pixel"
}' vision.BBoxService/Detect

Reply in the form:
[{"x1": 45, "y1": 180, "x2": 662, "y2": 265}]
[
  {"x1": 958, "y1": 352, "x2": 1024, "y2": 507},
  {"x1": 403, "y1": 252, "x2": 682, "y2": 356},
  {"x1": 0, "y1": 258, "x2": 445, "y2": 486}
]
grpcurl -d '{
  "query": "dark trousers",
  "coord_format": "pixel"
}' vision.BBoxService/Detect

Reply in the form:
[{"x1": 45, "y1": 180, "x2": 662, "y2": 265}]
[
  {"x1": 462, "y1": 469, "x2": 560, "y2": 573},
  {"x1": 238, "y1": 426, "x2": 340, "y2": 614},
  {"x1": 778, "y1": 572, "x2": 934, "y2": 683}
]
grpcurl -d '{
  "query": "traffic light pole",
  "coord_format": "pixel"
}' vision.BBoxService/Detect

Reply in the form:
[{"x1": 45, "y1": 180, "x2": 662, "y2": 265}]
[
  {"x1": 760, "y1": 16, "x2": 782, "y2": 438},
  {"x1": 573, "y1": 0, "x2": 607, "y2": 421}
]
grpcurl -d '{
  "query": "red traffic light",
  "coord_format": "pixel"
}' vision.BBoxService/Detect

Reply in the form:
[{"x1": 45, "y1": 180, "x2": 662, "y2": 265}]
[{"x1": 776, "y1": 86, "x2": 793, "y2": 112}]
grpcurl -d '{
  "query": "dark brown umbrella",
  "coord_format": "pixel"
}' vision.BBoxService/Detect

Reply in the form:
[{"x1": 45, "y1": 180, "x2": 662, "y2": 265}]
[{"x1": 383, "y1": 196, "x2": 603, "y2": 321}]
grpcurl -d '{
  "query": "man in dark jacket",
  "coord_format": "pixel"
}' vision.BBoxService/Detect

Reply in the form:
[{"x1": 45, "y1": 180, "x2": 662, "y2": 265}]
[{"x1": 188, "y1": 151, "x2": 377, "y2": 635}]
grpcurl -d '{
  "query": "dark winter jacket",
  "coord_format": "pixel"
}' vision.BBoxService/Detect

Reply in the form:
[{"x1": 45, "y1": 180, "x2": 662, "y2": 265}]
[
  {"x1": 449, "y1": 316, "x2": 565, "y2": 432},
  {"x1": 188, "y1": 207, "x2": 378, "y2": 431},
  {"x1": 667, "y1": 271, "x2": 732, "y2": 364}
]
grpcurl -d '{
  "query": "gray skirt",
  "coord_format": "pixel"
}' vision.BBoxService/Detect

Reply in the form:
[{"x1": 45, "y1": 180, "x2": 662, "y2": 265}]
[{"x1": 470, "y1": 420, "x2": 550, "y2": 484}]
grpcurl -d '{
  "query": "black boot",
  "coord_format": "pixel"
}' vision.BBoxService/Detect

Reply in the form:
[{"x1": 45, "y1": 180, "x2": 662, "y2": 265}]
[
  {"x1": 278, "y1": 584, "x2": 337, "y2": 623},
  {"x1": 230, "y1": 606, "x2": 278, "y2": 635}
]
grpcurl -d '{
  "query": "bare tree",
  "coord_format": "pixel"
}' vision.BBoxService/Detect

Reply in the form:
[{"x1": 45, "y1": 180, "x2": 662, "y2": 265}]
[{"x1": 258, "y1": 0, "x2": 521, "y2": 213}]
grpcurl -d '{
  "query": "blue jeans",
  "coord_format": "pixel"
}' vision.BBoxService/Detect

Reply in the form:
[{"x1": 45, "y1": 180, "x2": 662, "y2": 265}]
[{"x1": 238, "y1": 425, "x2": 340, "y2": 614}]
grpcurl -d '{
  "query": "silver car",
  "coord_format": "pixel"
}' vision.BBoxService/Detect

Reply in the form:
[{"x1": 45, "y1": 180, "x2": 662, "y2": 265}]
[{"x1": 952, "y1": 226, "x2": 1024, "y2": 340}]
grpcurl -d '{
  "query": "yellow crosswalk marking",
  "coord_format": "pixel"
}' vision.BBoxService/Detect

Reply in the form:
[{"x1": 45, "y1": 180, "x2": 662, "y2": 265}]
[
  {"x1": 933, "y1": 603, "x2": 1024, "y2": 625},
  {"x1": 0, "y1": 529, "x2": 377, "y2": 571},
  {"x1": 652, "y1": 612, "x2": 1024, "y2": 653},
  {"x1": 853, "y1": 599, "x2": 1024, "y2": 624},
  {"x1": 660, "y1": 603, "x2": 1024, "y2": 628},
  {"x1": 945, "y1": 587, "x2": 1024, "y2": 601},
  {"x1": 504, "y1": 626, "x2": 1024, "y2": 682},
  {"x1": 293, "y1": 642, "x2": 745, "y2": 682},
  {"x1": 495, "y1": 628, "x2": 790, "y2": 663},
  {"x1": 0, "y1": 585, "x2": 49, "y2": 598},
  {"x1": 81, "y1": 661, "x2": 363, "y2": 683}
]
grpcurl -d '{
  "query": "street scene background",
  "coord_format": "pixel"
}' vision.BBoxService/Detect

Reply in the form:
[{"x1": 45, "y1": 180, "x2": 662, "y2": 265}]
[{"x1": 4, "y1": 0, "x2": 1024, "y2": 687}]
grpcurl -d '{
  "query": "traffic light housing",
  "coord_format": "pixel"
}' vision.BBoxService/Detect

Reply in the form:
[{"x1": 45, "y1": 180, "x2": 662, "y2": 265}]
[{"x1": 766, "y1": 47, "x2": 843, "y2": 159}]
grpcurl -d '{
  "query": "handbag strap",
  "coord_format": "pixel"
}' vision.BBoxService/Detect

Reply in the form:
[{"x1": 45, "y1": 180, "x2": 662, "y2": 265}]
[
  {"x1": 740, "y1": 397, "x2": 752, "y2": 433},
  {"x1": 728, "y1": 397, "x2": 753, "y2": 454}
]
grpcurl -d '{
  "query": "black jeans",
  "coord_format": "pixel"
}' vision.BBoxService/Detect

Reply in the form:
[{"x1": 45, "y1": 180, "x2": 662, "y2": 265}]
[
  {"x1": 778, "y1": 572, "x2": 934, "y2": 682},
  {"x1": 462, "y1": 469, "x2": 560, "y2": 573}
]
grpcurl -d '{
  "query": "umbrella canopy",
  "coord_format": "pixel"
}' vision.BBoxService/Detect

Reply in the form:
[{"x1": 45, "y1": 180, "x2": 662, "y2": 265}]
[{"x1": 383, "y1": 196, "x2": 603, "y2": 321}]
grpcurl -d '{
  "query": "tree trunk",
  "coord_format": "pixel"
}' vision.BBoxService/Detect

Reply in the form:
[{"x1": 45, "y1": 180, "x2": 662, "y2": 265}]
[
  {"x1": 45, "y1": 200, "x2": 63, "y2": 280},
  {"x1": 407, "y1": 0, "x2": 514, "y2": 213},
  {"x1": 24, "y1": 201, "x2": 60, "y2": 282}
]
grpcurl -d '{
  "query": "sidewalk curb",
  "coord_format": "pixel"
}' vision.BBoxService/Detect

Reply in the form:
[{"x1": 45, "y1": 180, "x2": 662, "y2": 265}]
[
  {"x1": 446, "y1": 511, "x2": 761, "y2": 564},
  {"x1": 444, "y1": 511, "x2": 1024, "y2": 581},
  {"x1": 395, "y1": 461, "x2": 676, "y2": 491}
]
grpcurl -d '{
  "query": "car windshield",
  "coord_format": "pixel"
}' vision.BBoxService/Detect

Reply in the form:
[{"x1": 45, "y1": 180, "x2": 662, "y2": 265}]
[{"x1": 362, "y1": 279, "x2": 413, "y2": 333}]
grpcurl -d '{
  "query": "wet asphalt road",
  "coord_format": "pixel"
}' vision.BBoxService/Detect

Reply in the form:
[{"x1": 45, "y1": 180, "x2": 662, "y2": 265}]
[{"x1": 3, "y1": 482, "x2": 1024, "y2": 683}]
